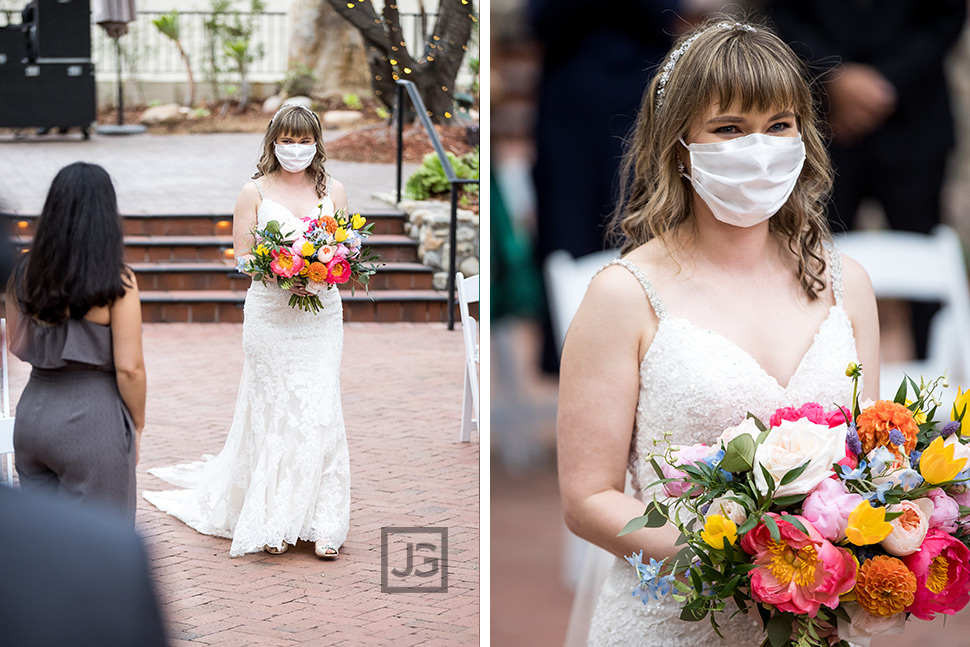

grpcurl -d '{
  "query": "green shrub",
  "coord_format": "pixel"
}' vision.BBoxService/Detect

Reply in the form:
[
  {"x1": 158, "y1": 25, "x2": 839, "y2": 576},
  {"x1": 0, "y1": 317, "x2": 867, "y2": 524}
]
[
  {"x1": 282, "y1": 62, "x2": 315, "y2": 97},
  {"x1": 405, "y1": 148, "x2": 479, "y2": 200}
]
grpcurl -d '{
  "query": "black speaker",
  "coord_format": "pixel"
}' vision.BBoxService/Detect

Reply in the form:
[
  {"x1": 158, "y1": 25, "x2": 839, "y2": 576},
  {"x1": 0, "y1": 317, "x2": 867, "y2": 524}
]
[{"x1": 34, "y1": 0, "x2": 90, "y2": 60}]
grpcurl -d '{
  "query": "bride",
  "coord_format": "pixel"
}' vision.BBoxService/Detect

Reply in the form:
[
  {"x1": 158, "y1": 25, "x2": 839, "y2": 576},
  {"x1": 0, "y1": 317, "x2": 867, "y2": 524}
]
[
  {"x1": 558, "y1": 18, "x2": 881, "y2": 646},
  {"x1": 144, "y1": 105, "x2": 350, "y2": 558}
]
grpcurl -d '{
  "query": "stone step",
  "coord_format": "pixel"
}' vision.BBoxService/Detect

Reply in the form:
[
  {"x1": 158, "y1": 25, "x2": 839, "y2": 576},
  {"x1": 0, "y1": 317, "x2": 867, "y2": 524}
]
[
  {"x1": 6, "y1": 211, "x2": 407, "y2": 237},
  {"x1": 11, "y1": 233, "x2": 420, "y2": 263},
  {"x1": 129, "y1": 261, "x2": 435, "y2": 291},
  {"x1": 139, "y1": 289, "x2": 451, "y2": 323}
]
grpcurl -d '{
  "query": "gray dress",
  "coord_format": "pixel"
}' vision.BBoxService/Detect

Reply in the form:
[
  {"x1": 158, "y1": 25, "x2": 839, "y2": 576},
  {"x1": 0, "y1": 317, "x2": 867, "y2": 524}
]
[{"x1": 11, "y1": 316, "x2": 136, "y2": 521}]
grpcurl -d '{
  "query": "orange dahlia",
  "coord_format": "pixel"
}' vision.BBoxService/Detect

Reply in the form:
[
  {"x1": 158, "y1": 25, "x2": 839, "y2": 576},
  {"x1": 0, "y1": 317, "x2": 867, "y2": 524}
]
[
  {"x1": 855, "y1": 555, "x2": 917, "y2": 617},
  {"x1": 320, "y1": 215, "x2": 339, "y2": 235},
  {"x1": 307, "y1": 262, "x2": 328, "y2": 283},
  {"x1": 856, "y1": 400, "x2": 919, "y2": 456}
]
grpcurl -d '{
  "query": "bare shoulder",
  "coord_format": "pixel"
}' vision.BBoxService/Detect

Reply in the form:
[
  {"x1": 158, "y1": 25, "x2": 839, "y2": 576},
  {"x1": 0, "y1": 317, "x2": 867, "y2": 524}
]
[
  {"x1": 838, "y1": 253, "x2": 875, "y2": 303},
  {"x1": 329, "y1": 178, "x2": 348, "y2": 209}
]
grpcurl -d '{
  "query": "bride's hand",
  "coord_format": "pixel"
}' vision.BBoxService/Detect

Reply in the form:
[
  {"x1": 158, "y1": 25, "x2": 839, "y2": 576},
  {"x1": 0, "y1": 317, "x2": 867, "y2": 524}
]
[{"x1": 288, "y1": 285, "x2": 311, "y2": 296}]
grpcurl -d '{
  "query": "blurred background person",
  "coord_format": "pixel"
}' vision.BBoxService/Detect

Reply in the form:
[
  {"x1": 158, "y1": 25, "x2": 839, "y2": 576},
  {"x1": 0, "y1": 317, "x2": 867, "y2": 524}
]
[
  {"x1": 6, "y1": 162, "x2": 146, "y2": 522},
  {"x1": 0, "y1": 485, "x2": 168, "y2": 647},
  {"x1": 764, "y1": 0, "x2": 967, "y2": 360}
]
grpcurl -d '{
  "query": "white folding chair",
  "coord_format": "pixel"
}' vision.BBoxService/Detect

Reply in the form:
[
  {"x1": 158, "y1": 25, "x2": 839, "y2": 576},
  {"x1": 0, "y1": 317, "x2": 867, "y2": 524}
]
[
  {"x1": 836, "y1": 225, "x2": 970, "y2": 404},
  {"x1": 543, "y1": 249, "x2": 619, "y2": 354},
  {"x1": 456, "y1": 272, "x2": 480, "y2": 442},
  {"x1": 542, "y1": 250, "x2": 621, "y2": 591},
  {"x1": 0, "y1": 318, "x2": 16, "y2": 487}
]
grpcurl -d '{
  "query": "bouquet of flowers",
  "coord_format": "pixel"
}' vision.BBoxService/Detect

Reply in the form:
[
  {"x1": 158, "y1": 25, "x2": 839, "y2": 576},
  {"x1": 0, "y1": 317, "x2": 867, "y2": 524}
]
[
  {"x1": 238, "y1": 206, "x2": 381, "y2": 313},
  {"x1": 624, "y1": 365, "x2": 970, "y2": 647}
]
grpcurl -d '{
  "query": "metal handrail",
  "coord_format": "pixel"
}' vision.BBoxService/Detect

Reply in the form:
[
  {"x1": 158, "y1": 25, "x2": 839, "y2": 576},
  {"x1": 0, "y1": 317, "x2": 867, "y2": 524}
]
[{"x1": 394, "y1": 79, "x2": 478, "y2": 331}]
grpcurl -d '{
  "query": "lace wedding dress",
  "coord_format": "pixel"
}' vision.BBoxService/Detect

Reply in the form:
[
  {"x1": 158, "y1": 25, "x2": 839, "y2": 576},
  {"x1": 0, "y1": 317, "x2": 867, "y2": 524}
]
[
  {"x1": 578, "y1": 250, "x2": 859, "y2": 646},
  {"x1": 144, "y1": 188, "x2": 350, "y2": 556}
]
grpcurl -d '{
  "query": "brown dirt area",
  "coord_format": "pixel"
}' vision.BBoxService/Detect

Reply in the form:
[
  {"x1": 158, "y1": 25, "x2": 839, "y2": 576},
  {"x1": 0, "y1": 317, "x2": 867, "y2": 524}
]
[{"x1": 90, "y1": 100, "x2": 478, "y2": 164}]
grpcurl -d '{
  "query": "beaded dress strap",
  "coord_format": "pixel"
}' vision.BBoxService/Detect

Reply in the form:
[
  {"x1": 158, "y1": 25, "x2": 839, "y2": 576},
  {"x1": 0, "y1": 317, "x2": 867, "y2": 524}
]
[
  {"x1": 825, "y1": 242, "x2": 844, "y2": 307},
  {"x1": 250, "y1": 179, "x2": 264, "y2": 199},
  {"x1": 607, "y1": 258, "x2": 668, "y2": 320}
]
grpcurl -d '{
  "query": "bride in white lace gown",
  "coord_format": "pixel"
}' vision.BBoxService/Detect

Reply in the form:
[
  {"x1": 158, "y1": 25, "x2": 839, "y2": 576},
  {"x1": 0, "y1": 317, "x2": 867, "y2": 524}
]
[
  {"x1": 144, "y1": 105, "x2": 350, "y2": 558},
  {"x1": 558, "y1": 19, "x2": 881, "y2": 646}
]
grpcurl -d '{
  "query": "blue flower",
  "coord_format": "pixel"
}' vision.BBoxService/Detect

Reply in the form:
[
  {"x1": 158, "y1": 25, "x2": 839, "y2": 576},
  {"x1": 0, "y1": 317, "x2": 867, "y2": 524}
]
[
  {"x1": 235, "y1": 258, "x2": 247, "y2": 273},
  {"x1": 702, "y1": 449, "x2": 725, "y2": 468},
  {"x1": 868, "y1": 446, "x2": 896, "y2": 475},
  {"x1": 626, "y1": 551, "x2": 673, "y2": 604},
  {"x1": 888, "y1": 428, "x2": 906, "y2": 447},
  {"x1": 896, "y1": 469, "x2": 924, "y2": 490},
  {"x1": 866, "y1": 481, "x2": 893, "y2": 505},
  {"x1": 839, "y1": 460, "x2": 868, "y2": 481},
  {"x1": 910, "y1": 450, "x2": 923, "y2": 469}
]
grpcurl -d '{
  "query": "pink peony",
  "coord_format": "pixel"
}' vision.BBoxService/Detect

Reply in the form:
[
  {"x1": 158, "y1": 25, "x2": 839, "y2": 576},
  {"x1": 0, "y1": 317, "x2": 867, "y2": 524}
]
[
  {"x1": 801, "y1": 478, "x2": 864, "y2": 543},
  {"x1": 740, "y1": 513, "x2": 857, "y2": 617},
  {"x1": 903, "y1": 528, "x2": 970, "y2": 620},
  {"x1": 659, "y1": 444, "x2": 714, "y2": 497},
  {"x1": 770, "y1": 403, "x2": 850, "y2": 429},
  {"x1": 269, "y1": 247, "x2": 305, "y2": 278},
  {"x1": 926, "y1": 488, "x2": 960, "y2": 533},
  {"x1": 948, "y1": 486, "x2": 970, "y2": 527},
  {"x1": 325, "y1": 256, "x2": 351, "y2": 285}
]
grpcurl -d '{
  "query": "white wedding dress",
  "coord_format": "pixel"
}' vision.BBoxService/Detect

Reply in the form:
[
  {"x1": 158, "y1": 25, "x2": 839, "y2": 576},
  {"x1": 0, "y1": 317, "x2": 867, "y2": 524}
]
[
  {"x1": 576, "y1": 249, "x2": 859, "y2": 646},
  {"x1": 144, "y1": 187, "x2": 350, "y2": 557}
]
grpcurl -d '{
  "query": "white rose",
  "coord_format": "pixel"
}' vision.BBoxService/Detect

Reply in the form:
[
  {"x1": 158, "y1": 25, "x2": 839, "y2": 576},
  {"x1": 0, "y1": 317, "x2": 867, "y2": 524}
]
[
  {"x1": 753, "y1": 418, "x2": 846, "y2": 498},
  {"x1": 705, "y1": 495, "x2": 748, "y2": 527},
  {"x1": 880, "y1": 499, "x2": 929, "y2": 556},
  {"x1": 718, "y1": 418, "x2": 760, "y2": 449},
  {"x1": 836, "y1": 602, "x2": 906, "y2": 647},
  {"x1": 316, "y1": 245, "x2": 336, "y2": 263}
]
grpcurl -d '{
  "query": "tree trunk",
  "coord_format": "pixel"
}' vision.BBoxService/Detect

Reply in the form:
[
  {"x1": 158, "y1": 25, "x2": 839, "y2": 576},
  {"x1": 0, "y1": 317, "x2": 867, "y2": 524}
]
[
  {"x1": 288, "y1": 0, "x2": 371, "y2": 99},
  {"x1": 175, "y1": 42, "x2": 196, "y2": 108},
  {"x1": 324, "y1": 0, "x2": 476, "y2": 123}
]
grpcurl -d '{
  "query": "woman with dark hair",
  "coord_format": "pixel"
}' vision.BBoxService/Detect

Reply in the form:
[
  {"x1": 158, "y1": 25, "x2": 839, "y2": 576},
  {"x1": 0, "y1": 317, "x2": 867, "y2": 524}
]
[
  {"x1": 145, "y1": 105, "x2": 351, "y2": 559},
  {"x1": 6, "y1": 162, "x2": 145, "y2": 522}
]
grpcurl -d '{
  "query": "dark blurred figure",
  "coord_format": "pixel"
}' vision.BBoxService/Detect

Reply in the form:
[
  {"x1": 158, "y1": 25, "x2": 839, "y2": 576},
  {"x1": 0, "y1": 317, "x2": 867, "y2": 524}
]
[
  {"x1": 528, "y1": 0, "x2": 688, "y2": 372},
  {"x1": 6, "y1": 162, "x2": 146, "y2": 521},
  {"x1": 0, "y1": 486, "x2": 168, "y2": 647},
  {"x1": 766, "y1": 0, "x2": 967, "y2": 358}
]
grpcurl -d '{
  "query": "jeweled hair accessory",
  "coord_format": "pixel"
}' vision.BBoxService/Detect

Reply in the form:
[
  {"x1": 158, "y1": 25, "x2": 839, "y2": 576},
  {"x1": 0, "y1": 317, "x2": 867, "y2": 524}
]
[
  {"x1": 270, "y1": 103, "x2": 320, "y2": 125},
  {"x1": 654, "y1": 22, "x2": 758, "y2": 111}
]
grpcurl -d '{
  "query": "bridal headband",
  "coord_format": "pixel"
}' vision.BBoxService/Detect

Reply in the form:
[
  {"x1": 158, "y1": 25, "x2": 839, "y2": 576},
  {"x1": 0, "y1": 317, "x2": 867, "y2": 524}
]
[
  {"x1": 270, "y1": 104, "x2": 320, "y2": 125},
  {"x1": 654, "y1": 21, "x2": 758, "y2": 111}
]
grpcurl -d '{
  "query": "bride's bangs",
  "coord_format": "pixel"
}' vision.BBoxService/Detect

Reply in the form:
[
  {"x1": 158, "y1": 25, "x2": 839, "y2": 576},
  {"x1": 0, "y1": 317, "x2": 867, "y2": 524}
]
[
  {"x1": 273, "y1": 109, "x2": 318, "y2": 140},
  {"x1": 705, "y1": 33, "x2": 808, "y2": 118}
]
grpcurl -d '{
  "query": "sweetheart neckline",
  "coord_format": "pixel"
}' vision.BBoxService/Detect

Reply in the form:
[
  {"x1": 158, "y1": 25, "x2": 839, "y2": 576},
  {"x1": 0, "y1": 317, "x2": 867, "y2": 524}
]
[
  {"x1": 639, "y1": 304, "x2": 846, "y2": 391},
  {"x1": 258, "y1": 196, "x2": 332, "y2": 221}
]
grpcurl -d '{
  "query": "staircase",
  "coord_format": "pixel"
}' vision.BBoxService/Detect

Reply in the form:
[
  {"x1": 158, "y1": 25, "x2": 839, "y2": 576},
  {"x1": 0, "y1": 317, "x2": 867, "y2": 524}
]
[{"x1": 8, "y1": 212, "x2": 451, "y2": 323}]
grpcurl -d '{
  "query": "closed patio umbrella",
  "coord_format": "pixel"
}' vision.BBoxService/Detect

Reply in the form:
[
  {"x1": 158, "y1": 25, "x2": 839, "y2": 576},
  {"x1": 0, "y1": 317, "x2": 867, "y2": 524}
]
[{"x1": 92, "y1": 0, "x2": 144, "y2": 133}]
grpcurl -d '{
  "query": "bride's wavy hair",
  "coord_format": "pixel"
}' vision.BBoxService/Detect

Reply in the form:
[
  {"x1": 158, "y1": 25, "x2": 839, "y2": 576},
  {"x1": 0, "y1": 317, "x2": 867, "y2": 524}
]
[
  {"x1": 610, "y1": 14, "x2": 834, "y2": 300},
  {"x1": 253, "y1": 105, "x2": 330, "y2": 197}
]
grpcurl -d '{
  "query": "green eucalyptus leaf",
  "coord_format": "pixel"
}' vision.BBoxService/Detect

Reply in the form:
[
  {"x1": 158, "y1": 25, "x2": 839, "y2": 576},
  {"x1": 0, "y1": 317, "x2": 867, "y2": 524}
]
[
  {"x1": 720, "y1": 434, "x2": 757, "y2": 473},
  {"x1": 766, "y1": 613, "x2": 793, "y2": 647},
  {"x1": 779, "y1": 461, "x2": 811, "y2": 487}
]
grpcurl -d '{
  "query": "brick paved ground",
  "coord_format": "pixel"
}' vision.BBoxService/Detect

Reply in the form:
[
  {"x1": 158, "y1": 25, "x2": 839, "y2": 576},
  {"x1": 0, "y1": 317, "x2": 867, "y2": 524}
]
[
  {"x1": 0, "y1": 131, "x2": 417, "y2": 214},
  {"x1": 6, "y1": 322, "x2": 479, "y2": 646}
]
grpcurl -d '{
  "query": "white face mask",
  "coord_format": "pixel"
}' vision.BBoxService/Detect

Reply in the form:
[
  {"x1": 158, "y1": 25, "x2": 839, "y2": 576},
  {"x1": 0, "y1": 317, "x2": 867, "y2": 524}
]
[
  {"x1": 274, "y1": 142, "x2": 316, "y2": 173},
  {"x1": 680, "y1": 133, "x2": 806, "y2": 228}
]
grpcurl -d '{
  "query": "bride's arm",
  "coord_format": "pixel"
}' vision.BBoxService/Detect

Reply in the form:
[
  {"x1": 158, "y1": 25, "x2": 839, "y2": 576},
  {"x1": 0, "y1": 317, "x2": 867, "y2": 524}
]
[
  {"x1": 558, "y1": 265, "x2": 682, "y2": 561},
  {"x1": 232, "y1": 182, "x2": 261, "y2": 276},
  {"x1": 841, "y1": 254, "x2": 881, "y2": 401}
]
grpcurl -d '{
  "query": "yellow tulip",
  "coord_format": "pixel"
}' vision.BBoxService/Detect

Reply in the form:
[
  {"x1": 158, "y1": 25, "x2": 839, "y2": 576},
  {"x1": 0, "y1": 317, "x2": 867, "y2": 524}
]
[
  {"x1": 300, "y1": 241, "x2": 315, "y2": 257},
  {"x1": 953, "y1": 387, "x2": 970, "y2": 436},
  {"x1": 351, "y1": 213, "x2": 367, "y2": 229},
  {"x1": 700, "y1": 514, "x2": 737, "y2": 549},
  {"x1": 334, "y1": 228, "x2": 349, "y2": 243},
  {"x1": 255, "y1": 243, "x2": 268, "y2": 256},
  {"x1": 920, "y1": 436, "x2": 967, "y2": 485},
  {"x1": 846, "y1": 501, "x2": 893, "y2": 546}
]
